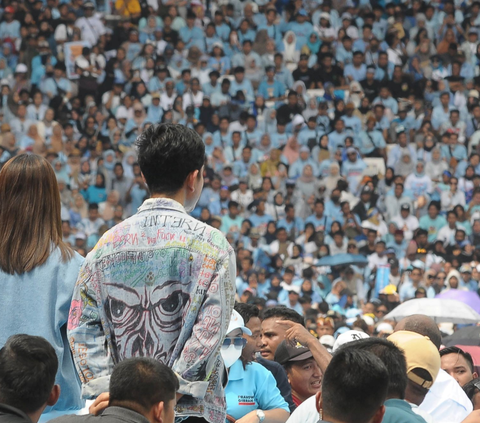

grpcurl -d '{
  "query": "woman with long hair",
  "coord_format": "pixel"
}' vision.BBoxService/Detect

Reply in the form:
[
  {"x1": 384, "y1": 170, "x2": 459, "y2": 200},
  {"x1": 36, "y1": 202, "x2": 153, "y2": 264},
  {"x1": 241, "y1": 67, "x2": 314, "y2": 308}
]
[{"x1": 0, "y1": 154, "x2": 84, "y2": 419}]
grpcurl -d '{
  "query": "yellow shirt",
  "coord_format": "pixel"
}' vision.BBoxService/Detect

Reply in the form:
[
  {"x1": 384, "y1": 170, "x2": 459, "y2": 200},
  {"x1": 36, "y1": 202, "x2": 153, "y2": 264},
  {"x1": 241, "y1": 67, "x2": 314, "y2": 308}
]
[{"x1": 115, "y1": 0, "x2": 141, "y2": 16}]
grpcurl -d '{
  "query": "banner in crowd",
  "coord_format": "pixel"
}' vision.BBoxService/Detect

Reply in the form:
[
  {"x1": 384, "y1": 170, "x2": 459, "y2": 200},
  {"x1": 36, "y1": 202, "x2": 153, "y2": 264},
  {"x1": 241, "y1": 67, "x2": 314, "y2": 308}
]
[{"x1": 64, "y1": 41, "x2": 89, "y2": 80}]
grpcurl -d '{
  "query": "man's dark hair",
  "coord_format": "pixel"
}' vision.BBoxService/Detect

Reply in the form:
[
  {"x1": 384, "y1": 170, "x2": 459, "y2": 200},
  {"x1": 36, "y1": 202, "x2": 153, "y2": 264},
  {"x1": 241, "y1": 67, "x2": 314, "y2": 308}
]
[
  {"x1": 88, "y1": 202, "x2": 99, "y2": 210},
  {"x1": 135, "y1": 124, "x2": 205, "y2": 195},
  {"x1": 341, "y1": 337, "x2": 408, "y2": 400},
  {"x1": 262, "y1": 306, "x2": 304, "y2": 326},
  {"x1": 109, "y1": 358, "x2": 179, "y2": 412},
  {"x1": 0, "y1": 334, "x2": 58, "y2": 413},
  {"x1": 322, "y1": 349, "x2": 388, "y2": 423},
  {"x1": 463, "y1": 377, "x2": 480, "y2": 402},
  {"x1": 235, "y1": 302, "x2": 260, "y2": 325},
  {"x1": 440, "y1": 346, "x2": 475, "y2": 372}
]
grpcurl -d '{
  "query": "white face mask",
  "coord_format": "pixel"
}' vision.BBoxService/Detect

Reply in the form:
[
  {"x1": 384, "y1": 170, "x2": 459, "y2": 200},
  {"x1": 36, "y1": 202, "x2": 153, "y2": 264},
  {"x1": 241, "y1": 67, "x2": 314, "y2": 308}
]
[{"x1": 221, "y1": 344, "x2": 242, "y2": 368}]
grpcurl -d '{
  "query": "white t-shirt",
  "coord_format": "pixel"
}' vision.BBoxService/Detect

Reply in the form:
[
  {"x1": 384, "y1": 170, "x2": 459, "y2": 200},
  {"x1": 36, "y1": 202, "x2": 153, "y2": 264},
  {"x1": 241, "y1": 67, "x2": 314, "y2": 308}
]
[
  {"x1": 285, "y1": 395, "x2": 318, "y2": 423},
  {"x1": 419, "y1": 369, "x2": 472, "y2": 423}
]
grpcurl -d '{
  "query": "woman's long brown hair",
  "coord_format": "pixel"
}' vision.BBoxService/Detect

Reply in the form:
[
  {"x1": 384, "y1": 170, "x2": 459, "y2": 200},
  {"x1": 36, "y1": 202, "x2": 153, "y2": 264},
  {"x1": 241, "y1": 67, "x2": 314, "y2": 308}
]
[{"x1": 0, "y1": 154, "x2": 73, "y2": 274}]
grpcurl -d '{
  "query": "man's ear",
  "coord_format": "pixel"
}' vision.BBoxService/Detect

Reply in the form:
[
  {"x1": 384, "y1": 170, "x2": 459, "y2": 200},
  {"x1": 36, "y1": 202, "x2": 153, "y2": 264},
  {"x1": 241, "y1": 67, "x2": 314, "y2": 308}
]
[
  {"x1": 47, "y1": 385, "x2": 60, "y2": 407},
  {"x1": 187, "y1": 170, "x2": 200, "y2": 193},
  {"x1": 474, "y1": 372, "x2": 479, "y2": 379},
  {"x1": 153, "y1": 401, "x2": 164, "y2": 423},
  {"x1": 315, "y1": 391, "x2": 322, "y2": 414},
  {"x1": 372, "y1": 405, "x2": 385, "y2": 423}
]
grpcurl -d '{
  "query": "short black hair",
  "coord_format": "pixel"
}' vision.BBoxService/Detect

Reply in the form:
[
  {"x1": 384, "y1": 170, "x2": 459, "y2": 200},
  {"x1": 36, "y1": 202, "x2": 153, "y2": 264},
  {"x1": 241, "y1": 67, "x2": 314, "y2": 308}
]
[
  {"x1": 235, "y1": 302, "x2": 260, "y2": 325},
  {"x1": 322, "y1": 349, "x2": 388, "y2": 423},
  {"x1": 88, "y1": 202, "x2": 99, "y2": 210},
  {"x1": 262, "y1": 306, "x2": 304, "y2": 326},
  {"x1": 0, "y1": 334, "x2": 58, "y2": 413},
  {"x1": 463, "y1": 377, "x2": 480, "y2": 402},
  {"x1": 440, "y1": 346, "x2": 475, "y2": 373},
  {"x1": 342, "y1": 337, "x2": 408, "y2": 400},
  {"x1": 135, "y1": 124, "x2": 205, "y2": 195},
  {"x1": 109, "y1": 358, "x2": 179, "y2": 412}
]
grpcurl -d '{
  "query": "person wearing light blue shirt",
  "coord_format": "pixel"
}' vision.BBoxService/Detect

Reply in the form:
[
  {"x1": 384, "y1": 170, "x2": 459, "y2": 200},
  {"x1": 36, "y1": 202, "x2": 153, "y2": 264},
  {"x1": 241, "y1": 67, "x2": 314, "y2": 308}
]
[
  {"x1": 335, "y1": 41, "x2": 353, "y2": 66},
  {"x1": 344, "y1": 51, "x2": 367, "y2": 82},
  {"x1": 179, "y1": 14, "x2": 205, "y2": 49},
  {"x1": 297, "y1": 118, "x2": 323, "y2": 147},
  {"x1": 341, "y1": 108, "x2": 363, "y2": 134},
  {"x1": 274, "y1": 56, "x2": 294, "y2": 89},
  {"x1": 230, "y1": 67, "x2": 255, "y2": 103},
  {"x1": 341, "y1": 150, "x2": 367, "y2": 194},
  {"x1": 225, "y1": 358, "x2": 290, "y2": 422},
  {"x1": 42, "y1": 75, "x2": 72, "y2": 98},
  {"x1": 289, "y1": 149, "x2": 319, "y2": 178},
  {"x1": 328, "y1": 120, "x2": 348, "y2": 150},
  {"x1": 0, "y1": 18, "x2": 20, "y2": 40},
  {"x1": 287, "y1": 12, "x2": 313, "y2": 49},
  {"x1": 214, "y1": 20, "x2": 231, "y2": 43},
  {"x1": 441, "y1": 135, "x2": 468, "y2": 163},
  {"x1": 258, "y1": 75, "x2": 286, "y2": 101},
  {"x1": 373, "y1": 87, "x2": 398, "y2": 115},
  {"x1": 432, "y1": 92, "x2": 456, "y2": 130},
  {"x1": 145, "y1": 95, "x2": 164, "y2": 123},
  {"x1": 277, "y1": 205, "x2": 304, "y2": 238},
  {"x1": 270, "y1": 125, "x2": 291, "y2": 149}
]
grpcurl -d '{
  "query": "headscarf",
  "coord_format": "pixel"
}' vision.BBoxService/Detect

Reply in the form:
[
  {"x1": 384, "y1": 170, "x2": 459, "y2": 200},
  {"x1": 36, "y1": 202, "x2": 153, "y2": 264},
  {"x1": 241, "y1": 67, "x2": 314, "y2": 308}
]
[
  {"x1": 283, "y1": 31, "x2": 298, "y2": 62},
  {"x1": 282, "y1": 137, "x2": 300, "y2": 165},
  {"x1": 394, "y1": 152, "x2": 415, "y2": 177},
  {"x1": 306, "y1": 31, "x2": 321, "y2": 54},
  {"x1": 299, "y1": 164, "x2": 316, "y2": 183},
  {"x1": 103, "y1": 149, "x2": 117, "y2": 171}
]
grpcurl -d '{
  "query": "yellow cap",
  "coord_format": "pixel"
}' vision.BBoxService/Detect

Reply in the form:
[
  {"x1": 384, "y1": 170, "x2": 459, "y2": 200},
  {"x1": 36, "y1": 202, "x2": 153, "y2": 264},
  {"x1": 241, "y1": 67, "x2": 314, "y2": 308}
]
[
  {"x1": 387, "y1": 331, "x2": 440, "y2": 389},
  {"x1": 380, "y1": 284, "x2": 397, "y2": 295}
]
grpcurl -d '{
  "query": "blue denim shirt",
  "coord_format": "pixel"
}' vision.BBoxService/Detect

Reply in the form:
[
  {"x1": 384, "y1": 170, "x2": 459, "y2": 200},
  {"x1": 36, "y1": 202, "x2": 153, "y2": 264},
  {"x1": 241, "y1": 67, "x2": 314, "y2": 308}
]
[
  {"x1": 0, "y1": 249, "x2": 85, "y2": 418},
  {"x1": 68, "y1": 198, "x2": 236, "y2": 423}
]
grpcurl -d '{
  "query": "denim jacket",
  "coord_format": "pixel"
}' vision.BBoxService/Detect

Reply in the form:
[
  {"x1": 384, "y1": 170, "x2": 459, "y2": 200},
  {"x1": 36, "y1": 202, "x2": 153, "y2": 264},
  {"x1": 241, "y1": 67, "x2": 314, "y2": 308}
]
[{"x1": 68, "y1": 198, "x2": 236, "y2": 423}]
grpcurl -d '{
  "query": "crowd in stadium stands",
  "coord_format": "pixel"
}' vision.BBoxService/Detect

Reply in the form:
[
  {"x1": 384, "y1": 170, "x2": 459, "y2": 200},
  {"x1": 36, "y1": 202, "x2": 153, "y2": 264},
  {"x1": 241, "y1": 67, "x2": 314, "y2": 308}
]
[{"x1": 3, "y1": 0, "x2": 480, "y2": 421}]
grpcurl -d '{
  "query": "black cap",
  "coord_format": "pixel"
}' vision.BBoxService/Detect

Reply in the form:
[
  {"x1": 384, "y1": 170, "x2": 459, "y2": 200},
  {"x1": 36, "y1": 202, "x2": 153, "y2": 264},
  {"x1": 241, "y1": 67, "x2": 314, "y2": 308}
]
[
  {"x1": 401, "y1": 204, "x2": 410, "y2": 211},
  {"x1": 274, "y1": 341, "x2": 313, "y2": 365}
]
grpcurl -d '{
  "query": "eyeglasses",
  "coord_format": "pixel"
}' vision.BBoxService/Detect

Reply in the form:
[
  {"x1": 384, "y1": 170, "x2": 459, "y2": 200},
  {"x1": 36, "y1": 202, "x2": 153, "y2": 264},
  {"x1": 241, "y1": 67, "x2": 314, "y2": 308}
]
[
  {"x1": 435, "y1": 276, "x2": 445, "y2": 280},
  {"x1": 377, "y1": 309, "x2": 388, "y2": 315},
  {"x1": 222, "y1": 337, "x2": 246, "y2": 349},
  {"x1": 427, "y1": 275, "x2": 435, "y2": 279},
  {"x1": 450, "y1": 182, "x2": 458, "y2": 185}
]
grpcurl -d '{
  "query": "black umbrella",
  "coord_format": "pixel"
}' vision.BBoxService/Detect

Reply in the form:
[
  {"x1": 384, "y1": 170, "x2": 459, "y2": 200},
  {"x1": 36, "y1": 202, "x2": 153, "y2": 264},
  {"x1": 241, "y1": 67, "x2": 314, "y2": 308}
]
[{"x1": 443, "y1": 326, "x2": 480, "y2": 347}]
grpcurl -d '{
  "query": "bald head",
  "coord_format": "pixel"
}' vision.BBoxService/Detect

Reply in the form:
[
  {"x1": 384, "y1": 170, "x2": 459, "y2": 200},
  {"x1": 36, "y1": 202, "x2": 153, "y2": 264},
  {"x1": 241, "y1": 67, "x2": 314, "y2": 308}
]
[{"x1": 394, "y1": 315, "x2": 442, "y2": 350}]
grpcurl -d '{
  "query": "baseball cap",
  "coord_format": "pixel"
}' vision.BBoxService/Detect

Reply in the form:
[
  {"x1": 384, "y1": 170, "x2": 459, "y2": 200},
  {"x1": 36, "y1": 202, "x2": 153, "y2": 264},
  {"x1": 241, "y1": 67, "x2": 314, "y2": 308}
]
[
  {"x1": 15, "y1": 63, "x2": 28, "y2": 74},
  {"x1": 380, "y1": 284, "x2": 397, "y2": 295},
  {"x1": 320, "y1": 12, "x2": 330, "y2": 20},
  {"x1": 346, "y1": 147, "x2": 357, "y2": 155},
  {"x1": 319, "y1": 335, "x2": 335, "y2": 351},
  {"x1": 387, "y1": 331, "x2": 440, "y2": 389},
  {"x1": 385, "y1": 247, "x2": 395, "y2": 255},
  {"x1": 332, "y1": 330, "x2": 369, "y2": 353},
  {"x1": 298, "y1": 8, "x2": 308, "y2": 16},
  {"x1": 151, "y1": 92, "x2": 160, "y2": 99},
  {"x1": 274, "y1": 340, "x2": 313, "y2": 365},
  {"x1": 460, "y1": 264, "x2": 472, "y2": 273},
  {"x1": 226, "y1": 310, "x2": 252, "y2": 336},
  {"x1": 75, "y1": 232, "x2": 86, "y2": 240},
  {"x1": 4, "y1": 6, "x2": 14, "y2": 13},
  {"x1": 300, "y1": 146, "x2": 310, "y2": 153},
  {"x1": 83, "y1": 1, "x2": 95, "y2": 8},
  {"x1": 469, "y1": 90, "x2": 480, "y2": 99},
  {"x1": 292, "y1": 114, "x2": 305, "y2": 127},
  {"x1": 401, "y1": 204, "x2": 410, "y2": 211}
]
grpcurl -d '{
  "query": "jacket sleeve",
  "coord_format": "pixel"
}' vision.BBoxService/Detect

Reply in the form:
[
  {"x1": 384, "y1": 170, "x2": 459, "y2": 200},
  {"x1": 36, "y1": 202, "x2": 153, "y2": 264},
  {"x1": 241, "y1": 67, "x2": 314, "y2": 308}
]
[
  {"x1": 67, "y1": 261, "x2": 114, "y2": 398},
  {"x1": 172, "y1": 246, "x2": 236, "y2": 399}
]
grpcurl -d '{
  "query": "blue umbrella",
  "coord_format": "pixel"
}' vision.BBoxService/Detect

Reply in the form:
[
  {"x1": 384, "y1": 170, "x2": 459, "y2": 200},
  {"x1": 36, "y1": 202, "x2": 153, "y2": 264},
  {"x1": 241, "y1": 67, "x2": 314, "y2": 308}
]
[{"x1": 315, "y1": 253, "x2": 368, "y2": 267}]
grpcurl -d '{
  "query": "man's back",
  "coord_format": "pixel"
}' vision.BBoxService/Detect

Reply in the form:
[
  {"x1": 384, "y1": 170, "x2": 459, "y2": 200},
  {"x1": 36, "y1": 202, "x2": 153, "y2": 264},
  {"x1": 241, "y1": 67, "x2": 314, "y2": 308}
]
[{"x1": 68, "y1": 197, "x2": 236, "y2": 423}]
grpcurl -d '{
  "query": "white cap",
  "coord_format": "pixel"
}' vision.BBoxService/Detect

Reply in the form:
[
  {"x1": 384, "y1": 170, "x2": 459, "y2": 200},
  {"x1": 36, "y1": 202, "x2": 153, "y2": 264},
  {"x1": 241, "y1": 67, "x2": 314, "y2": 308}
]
[
  {"x1": 75, "y1": 232, "x2": 87, "y2": 240},
  {"x1": 362, "y1": 315, "x2": 375, "y2": 326},
  {"x1": 227, "y1": 310, "x2": 252, "y2": 336},
  {"x1": 376, "y1": 322, "x2": 393, "y2": 333},
  {"x1": 319, "y1": 335, "x2": 335, "y2": 350},
  {"x1": 332, "y1": 330, "x2": 369, "y2": 353},
  {"x1": 292, "y1": 114, "x2": 305, "y2": 127},
  {"x1": 116, "y1": 106, "x2": 129, "y2": 120},
  {"x1": 15, "y1": 63, "x2": 28, "y2": 73},
  {"x1": 320, "y1": 12, "x2": 330, "y2": 20}
]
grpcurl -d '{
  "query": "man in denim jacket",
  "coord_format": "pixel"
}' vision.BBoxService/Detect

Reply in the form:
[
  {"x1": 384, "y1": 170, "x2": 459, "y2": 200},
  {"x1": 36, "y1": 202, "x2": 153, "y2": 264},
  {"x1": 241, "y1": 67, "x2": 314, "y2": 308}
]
[{"x1": 68, "y1": 124, "x2": 236, "y2": 423}]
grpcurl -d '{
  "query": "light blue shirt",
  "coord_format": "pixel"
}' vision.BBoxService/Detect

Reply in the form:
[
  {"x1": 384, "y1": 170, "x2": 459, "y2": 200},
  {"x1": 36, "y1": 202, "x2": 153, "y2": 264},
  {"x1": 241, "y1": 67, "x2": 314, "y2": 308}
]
[
  {"x1": 225, "y1": 360, "x2": 290, "y2": 421},
  {"x1": 0, "y1": 249, "x2": 85, "y2": 417}
]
